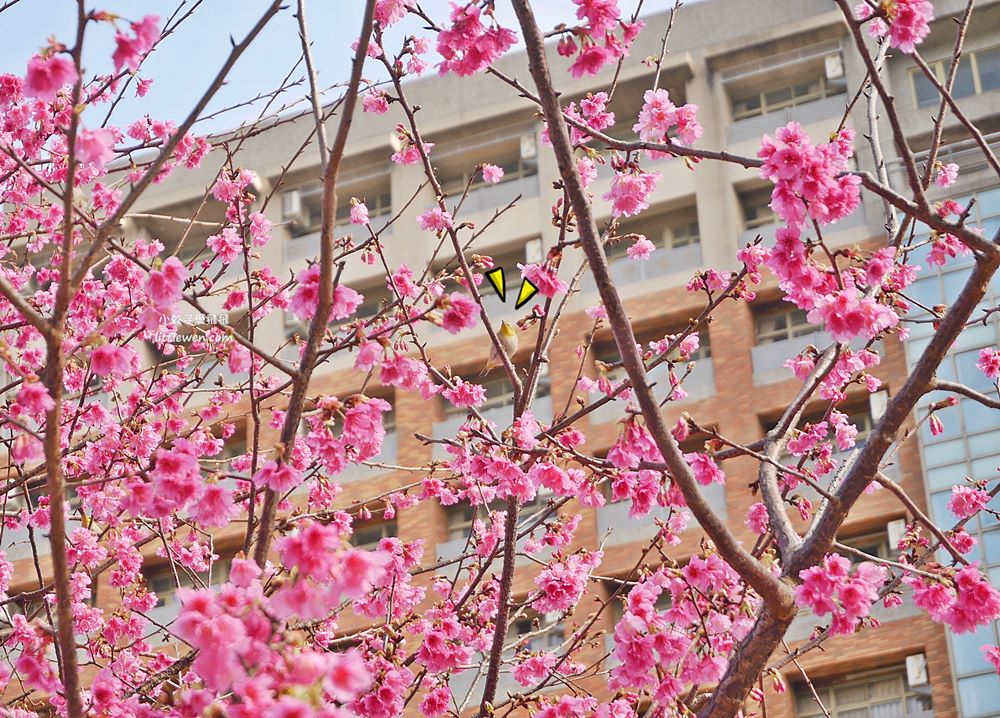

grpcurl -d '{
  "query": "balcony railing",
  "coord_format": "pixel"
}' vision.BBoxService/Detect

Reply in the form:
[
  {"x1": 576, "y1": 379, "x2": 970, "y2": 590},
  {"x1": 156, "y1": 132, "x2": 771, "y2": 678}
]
[
  {"x1": 751, "y1": 329, "x2": 831, "y2": 385},
  {"x1": 589, "y1": 358, "x2": 715, "y2": 425},
  {"x1": 751, "y1": 328, "x2": 874, "y2": 385},
  {"x1": 284, "y1": 213, "x2": 393, "y2": 263},
  {"x1": 596, "y1": 483, "x2": 727, "y2": 548},
  {"x1": 582, "y1": 242, "x2": 703, "y2": 294},
  {"x1": 727, "y1": 94, "x2": 846, "y2": 144},
  {"x1": 448, "y1": 174, "x2": 539, "y2": 216}
]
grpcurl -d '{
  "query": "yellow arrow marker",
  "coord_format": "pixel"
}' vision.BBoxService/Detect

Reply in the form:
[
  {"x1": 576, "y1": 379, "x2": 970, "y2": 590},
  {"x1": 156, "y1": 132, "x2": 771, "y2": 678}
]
[
  {"x1": 515, "y1": 278, "x2": 539, "y2": 309},
  {"x1": 485, "y1": 266, "x2": 506, "y2": 302}
]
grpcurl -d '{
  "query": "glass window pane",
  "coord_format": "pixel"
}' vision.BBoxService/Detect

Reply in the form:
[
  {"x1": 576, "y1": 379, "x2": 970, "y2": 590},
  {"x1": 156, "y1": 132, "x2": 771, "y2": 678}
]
[
  {"x1": 869, "y1": 700, "x2": 905, "y2": 718},
  {"x1": 951, "y1": 622, "x2": 995, "y2": 674},
  {"x1": 835, "y1": 684, "x2": 871, "y2": 706},
  {"x1": 922, "y1": 438, "x2": 967, "y2": 467},
  {"x1": 978, "y1": 186, "x2": 1000, "y2": 216},
  {"x1": 926, "y1": 463, "x2": 964, "y2": 491},
  {"x1": 983, "y1": 528, "x2": 1000, "y2": 565},
  {"x1": 962, "y1": 398, "x2": 1000, "y2": 432},
  {"x1": 958, "y1": 674, "x2": 1000, "y2": 717},
  {"x1": 978, "y1": 46, "x2": 1000, "y2": 91},
  {"x1": 968, "y1": 431, "x2": 1000, "y2": 458},
  {"x1": 912, "y1": 70, "x2": 938, "y2": 107},
  {"x1": 908, "y1": 276, "x2": 942, "y2": 310},
  {"x1": 869, "y1": 675, "x2": 902, "y2": 699},
  {"x1": 765, "y1": 86, "x2": 793, "y2": 106},
  {"x1": 952, "y1": 56, "x2": 977, "y2": 98}
]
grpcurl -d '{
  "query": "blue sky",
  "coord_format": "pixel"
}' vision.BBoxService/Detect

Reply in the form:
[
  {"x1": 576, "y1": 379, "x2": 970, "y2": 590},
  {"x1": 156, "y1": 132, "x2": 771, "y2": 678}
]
[{"x1": 0, "y1": 1, "x2": 595, "y2": 134}]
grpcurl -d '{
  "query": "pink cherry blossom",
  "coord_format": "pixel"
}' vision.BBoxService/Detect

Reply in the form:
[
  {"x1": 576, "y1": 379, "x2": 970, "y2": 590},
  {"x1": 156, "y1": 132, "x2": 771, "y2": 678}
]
[
  {"x1": 934, "y1": 162, "x2": 959, "y2": 187},
  {"x1": 520, "y1": 262, "x2": 568, "y2": 298},
  {"x1": 436, "y1": 3, "x2": 517, "y2": 77},
  {"x1": 332, "y1": 284, "x2": 365, "y2": 320},
  {"x1": 90, "y1": 344, "x2": 134, "y2": 378},
  {"x1": 481, "y1": 163, "x2": 504, "y2": 183},
  {"x1": 442, "y1": 378, "x2": 486, "y2": 408},
  {"x1": 533, "y1": 550, "x2": 602, "y2": 613},
  {"x1": 626, "y1": 235, "x2": 655, "y2": 260},
  {"x1": 746, "y1": 502, "x2": 770, "y2": 534},
  {"x1": 206, "y1": 227, "x2": 242, "y2": 264},
  {"x1": 350, "y1": 200, "x2": 370, "y2": 225},
  {"x1": 145, "y1": 256, "x2": 188, "y2": 310},
  {"x1": 24, "y1": 54, "x2": 78, "y2": 102},
  {"x1": 76, "y1": 128, "x2": 116, "y2": 170},
  {"x1": 604, "y1": 170, "x2": 661, "y2": 217},
  {"x1": 113, "y1": 15, "x2": 161, "y2": 71},
  {"x1": 947, "y1": 484, "x2": 990, "y2": 519},
  {"x1": 417, "y1": 207, "x2": 453, "y2": 232},
  {"x1": 440, "y1": 291, "x2": 477, "y2": 333},
  {"x1": 362, "y1": 89, "x2": 389, "y2": 114},
  {"x1": 570, "y1": 43, "x2": 612, "y2": 78},
  {"x1": 684, "y1": 452, "x2": 725, "y2": 485},
  {"x1": 16, "y1": 382, "x2": 55, "y2": 417},
  {"x1": 977, "y1": 347, "x2": 1000, "y2": 379},
  {"x1": 255, "y1": 460, "x2": 303, "y2": 493},
  {"x1": 982, "y1": 645, "x2": 1000, "y2": 674}
]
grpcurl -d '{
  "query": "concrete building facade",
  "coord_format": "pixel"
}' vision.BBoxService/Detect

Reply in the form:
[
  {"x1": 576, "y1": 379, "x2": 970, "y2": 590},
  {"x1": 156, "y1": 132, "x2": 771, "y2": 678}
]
[{"x1": 4, "y1": 0, "x2": 1000, "y2": 716}]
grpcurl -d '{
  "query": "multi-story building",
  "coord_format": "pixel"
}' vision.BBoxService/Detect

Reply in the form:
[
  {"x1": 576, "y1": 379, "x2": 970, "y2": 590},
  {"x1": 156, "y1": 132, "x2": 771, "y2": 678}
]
[{"x1": 4, "y1": 0, "x2": 999, "y2": 716}]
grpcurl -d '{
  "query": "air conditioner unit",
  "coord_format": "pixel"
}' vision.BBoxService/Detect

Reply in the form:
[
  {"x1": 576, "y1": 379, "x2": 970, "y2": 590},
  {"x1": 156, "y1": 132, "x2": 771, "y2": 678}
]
[
  {"x1": 869, "y1": 389, "x2": 889, "y2": 421},
  {"x1": 282, "y1": 190, "x2": 311, "y2": 230},
  {"x1": 282, "y1": 190, "x2": 301, "y2": 218},
  {"x1": 906, "y1": 654, "x2": 929, "y2": 687},
  {"x1": 825, "y1": 53, "x2": 845, "y2": 81},
  {"x1": 525, "y1": 237, "x2": 544, "y2": 264},
  {"x1": 520, "y1": 132, "x2": 537, "y2": 160},
  {"x1": 887, "y1": 518, "x2": 907, "y2": 549}
]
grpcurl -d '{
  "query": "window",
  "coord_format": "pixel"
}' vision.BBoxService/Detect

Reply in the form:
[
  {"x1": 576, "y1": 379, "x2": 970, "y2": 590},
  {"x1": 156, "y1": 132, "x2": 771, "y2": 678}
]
[
  {"x1": 509, "y1": 608, "x2": 564, "y2": 653},
  {"x1": 351, "y1": 519, "x2": 397, "y2": 550},
  {"x1": 754, "y1": 306, "x2": 814, "y2": 344},
  {"x1": 732, "y1": 74, "x2": 845, "y2": 120},
  {"x1": 441, "y1": 156, "x2": 538, "y2": 196},
  {"x1": 595, "y1": 331, "x2": 711, "y2": 387},
  {"x1": 795, "y1": 668, "x2": 932, "y2": 718},
  {"x1": 606, "y1": 208, "x2": 701, "y2": 260},
  {"x1": 740, "y1": 187, "x2": 777, "y2": 230},
  {"x1": 144, "y1": 555, "x2": 233, "y2": 610},
  {"x1": 910, "y1": 45, "x2": 1000, "y2": 108},
  {"x1": 282, "y1": 181, "x2": 391, "y2": 238},
  {"x1": 906, "y1": 187, "x2": 1000, "y2": 717},
  {"x1": 839, "y1": 530, "x2": 890, "y2": 566}
]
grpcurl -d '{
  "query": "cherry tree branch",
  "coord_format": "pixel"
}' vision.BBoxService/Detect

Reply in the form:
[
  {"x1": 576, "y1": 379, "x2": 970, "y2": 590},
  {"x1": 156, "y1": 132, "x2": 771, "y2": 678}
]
[
  {"x1": 510, "y1": 0, "x2": 791, "y2": 619},
  {"x1": 931, "y1": 378, "x2": 1000, "y2": 409},
  {"x1": 252, "y1": 0, "x2": 377, "y2": 566}
]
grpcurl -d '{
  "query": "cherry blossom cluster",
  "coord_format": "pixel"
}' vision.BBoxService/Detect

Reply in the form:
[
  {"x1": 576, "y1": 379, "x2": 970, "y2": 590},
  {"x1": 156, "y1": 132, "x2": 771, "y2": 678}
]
[
  {"x1": 855, "y1": 0, "x2": 935, "y2": 53},
  {"x1": 556, "y1": 0, "x2": 643, "y2": 79}
]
